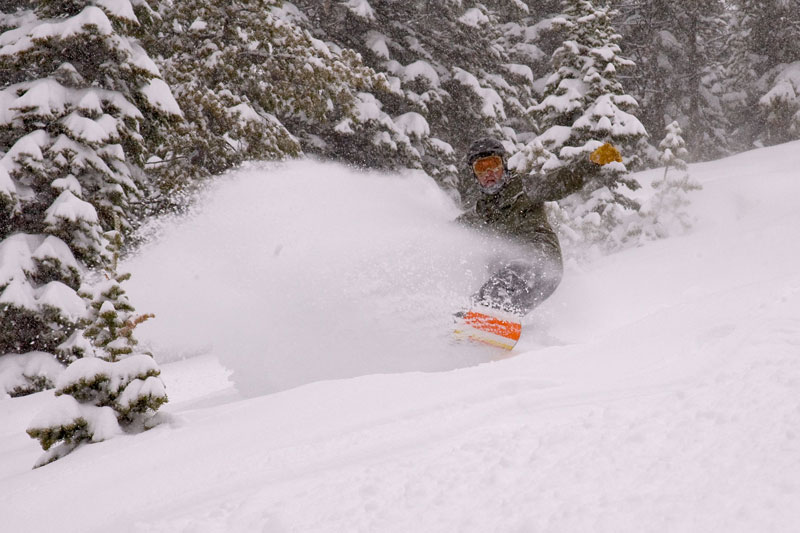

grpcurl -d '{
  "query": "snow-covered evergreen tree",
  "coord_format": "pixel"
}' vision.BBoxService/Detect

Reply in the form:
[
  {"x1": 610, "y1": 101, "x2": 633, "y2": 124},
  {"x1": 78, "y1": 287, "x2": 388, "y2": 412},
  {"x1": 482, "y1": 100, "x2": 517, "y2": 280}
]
[
  {"x1": 669, "y1": 0, "x2": 730, "y2": 161},
  {"x1": 517, "y1": 0, "x2": 647, "y2": 255},
  {"x1": 641, "y1": 121, "x2": 701, "y2": 239},
  {"x1": 726, "y1": 0, "x2": 800, "y2": 147},
  {"x1": 143, "y1": 0, "x2": 302, "y2": 190},
  {"x1": 0, "y1": 0, "x2": 180, "y2": 394},
  {"x1": 757, "y1": 66, "x2": 800, "y2": 146},
  {"x1": 81, "y1": 226, "x2": 153, "y2": 361},
  {"x1": 617, "y1": 0, "x2": 732, "y2": 162},
  {"x1": 26, "y1": 351, "x2": 168, "y2": 466},
  {"x1": 616, "y1": 0, "x2": 681, "y2": 159},
  {"x1": 143, "y1": 0, "x2": 440, "y2": 200},
  {"x1": 290, "y1": 0, "x2": 561, "y2": 203},
  {"x1": 27, "y1": 228, "x2": 166, "y2": 468},
  {"x1": 719, "y1": 6, "x2": 760, "y2": 150},
  {"x1": 718, "y1": 1, "x2": 800, "y2": 150}
]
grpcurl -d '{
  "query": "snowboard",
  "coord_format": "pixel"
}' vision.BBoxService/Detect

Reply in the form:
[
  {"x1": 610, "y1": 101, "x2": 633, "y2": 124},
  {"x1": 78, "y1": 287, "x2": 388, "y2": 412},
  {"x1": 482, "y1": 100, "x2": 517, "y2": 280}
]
[{"x1": 453, "y1": 305, "x2": 522, "y2": 351}]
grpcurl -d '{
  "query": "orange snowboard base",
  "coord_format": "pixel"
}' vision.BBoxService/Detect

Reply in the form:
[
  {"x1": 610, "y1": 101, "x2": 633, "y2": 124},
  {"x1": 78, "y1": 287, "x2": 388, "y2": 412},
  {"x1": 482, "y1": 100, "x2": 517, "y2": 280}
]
[{"x1": 453, "y1": 306, "x2": 522, "y2": 351}]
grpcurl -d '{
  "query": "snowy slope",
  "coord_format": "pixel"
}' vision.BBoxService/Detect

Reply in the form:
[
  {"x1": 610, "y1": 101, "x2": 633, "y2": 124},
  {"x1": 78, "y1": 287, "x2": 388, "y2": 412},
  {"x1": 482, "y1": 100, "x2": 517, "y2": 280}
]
[{"x1": 2, "y1": 142, "x2": 800, "y2": 532}]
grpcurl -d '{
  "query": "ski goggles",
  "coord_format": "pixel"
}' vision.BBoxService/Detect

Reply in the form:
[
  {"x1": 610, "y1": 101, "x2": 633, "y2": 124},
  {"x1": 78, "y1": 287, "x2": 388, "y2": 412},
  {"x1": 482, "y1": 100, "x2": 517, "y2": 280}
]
[{"x1": 472, "y1": 155, "x2": 504, "y2": 177}]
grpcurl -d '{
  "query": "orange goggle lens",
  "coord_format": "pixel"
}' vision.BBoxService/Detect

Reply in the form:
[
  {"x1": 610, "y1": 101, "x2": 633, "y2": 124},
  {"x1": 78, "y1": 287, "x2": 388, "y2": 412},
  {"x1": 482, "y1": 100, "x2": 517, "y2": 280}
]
[{"x1": 472, "y1": 155, "x2": 503, "y2": 174}]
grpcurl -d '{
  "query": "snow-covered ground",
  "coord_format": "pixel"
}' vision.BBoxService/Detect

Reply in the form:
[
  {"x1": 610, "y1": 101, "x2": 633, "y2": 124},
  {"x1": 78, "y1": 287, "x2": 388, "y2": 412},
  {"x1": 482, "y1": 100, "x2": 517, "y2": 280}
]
[{"x1": 2, "y1": 142, "x2": 800, "y2": 532}]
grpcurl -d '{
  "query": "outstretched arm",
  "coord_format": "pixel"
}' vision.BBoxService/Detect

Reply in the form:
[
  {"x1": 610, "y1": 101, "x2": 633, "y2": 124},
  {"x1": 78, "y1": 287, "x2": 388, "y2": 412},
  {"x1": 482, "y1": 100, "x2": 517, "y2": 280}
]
[
  {"x1": 528, "y1": 143, "x2": 623, "y2": 202},
  {"x1": 526, "y1": 161, "x2": 590, "y2": 203}
]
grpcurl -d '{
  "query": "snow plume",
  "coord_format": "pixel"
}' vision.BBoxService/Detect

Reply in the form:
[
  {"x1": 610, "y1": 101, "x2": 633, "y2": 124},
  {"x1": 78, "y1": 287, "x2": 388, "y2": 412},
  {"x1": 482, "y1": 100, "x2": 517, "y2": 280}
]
[{"x1": 125, "y1": 161, "x2": 527, "y2": 396}]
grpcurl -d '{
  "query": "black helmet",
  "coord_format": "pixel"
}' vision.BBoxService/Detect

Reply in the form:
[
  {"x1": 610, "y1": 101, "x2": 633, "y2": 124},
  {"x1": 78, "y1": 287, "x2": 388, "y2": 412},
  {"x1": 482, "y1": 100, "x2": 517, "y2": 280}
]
[{"x1": 467, "y1": 137, "x2": 506, "y2": 166}]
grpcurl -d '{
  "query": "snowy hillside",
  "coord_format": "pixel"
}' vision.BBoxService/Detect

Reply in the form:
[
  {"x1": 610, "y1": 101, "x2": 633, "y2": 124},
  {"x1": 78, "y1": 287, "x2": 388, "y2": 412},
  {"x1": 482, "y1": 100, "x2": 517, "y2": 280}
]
[{"x1": 2, "y1": 142, "x2": 800, "y2": 532}]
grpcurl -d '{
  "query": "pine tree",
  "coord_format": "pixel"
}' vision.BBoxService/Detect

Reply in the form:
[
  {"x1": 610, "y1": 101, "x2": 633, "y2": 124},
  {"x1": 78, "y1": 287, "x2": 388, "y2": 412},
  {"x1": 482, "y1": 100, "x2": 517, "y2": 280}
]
[
  {"x1": 757, "y1": 73, "x2": 800, "y2": 146},
  {"x1": 617, "y1": 0, "x2": 732, "y2": 162},
  {"x1": 731, "y1": 0, "x2": 800, "y2": 71},
  {"x1": 641, "y1": 120, "x2": 701, "y2": 239},
  {"x1": 616, "y1": 0, "x2": 681, "y2": 156},
  {"x1": 27, "y1": 227, "x2": 166, "y2": 468},
  {"x1": 727, "y1": 0, "x2": 800, "y2": 147},
  {"x1": 0, "y1": 0, "x2": 180, "y2": 393},
  {"x1": 290, "y1": 0, "x2": 560, "y2": 203},
  {"x1": 81, "y1": 226, "x2": 154, "y2": 361},
  {"x1": 143, "y1": 0, "x2": 302, "y2": 193},
  {"x1": 143, "y1": 0, "x2": 439, "y2": 202},
  {"x1": 26, "y1": 350, "x2": 168, "y2": 467},
  {"x1": 520, "y1": 0, "x2": 647, "y2": 255},
  {"x1": 670, "y1": 0, "x2": 730, "y2": 161}
]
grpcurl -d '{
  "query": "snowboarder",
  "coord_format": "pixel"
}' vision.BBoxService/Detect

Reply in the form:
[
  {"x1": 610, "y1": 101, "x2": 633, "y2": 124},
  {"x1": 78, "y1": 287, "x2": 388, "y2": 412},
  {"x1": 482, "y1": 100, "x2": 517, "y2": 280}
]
[{"x1": 457, "y1": 137, "x2": 587, "y2": 317}]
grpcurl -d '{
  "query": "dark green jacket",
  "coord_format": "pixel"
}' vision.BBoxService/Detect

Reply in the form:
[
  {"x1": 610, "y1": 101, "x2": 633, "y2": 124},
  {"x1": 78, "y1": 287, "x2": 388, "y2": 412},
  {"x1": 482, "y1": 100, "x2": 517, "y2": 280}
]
[{"x1": 457, "y1": 170, "x2": 584, "y2": 255}]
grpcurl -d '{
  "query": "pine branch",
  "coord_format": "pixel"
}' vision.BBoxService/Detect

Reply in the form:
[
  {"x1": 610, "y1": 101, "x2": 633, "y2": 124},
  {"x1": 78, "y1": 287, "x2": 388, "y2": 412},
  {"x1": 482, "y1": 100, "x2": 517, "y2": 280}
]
[{"x1": 119, "y1": 313, "x2": 155, "y2": 338}]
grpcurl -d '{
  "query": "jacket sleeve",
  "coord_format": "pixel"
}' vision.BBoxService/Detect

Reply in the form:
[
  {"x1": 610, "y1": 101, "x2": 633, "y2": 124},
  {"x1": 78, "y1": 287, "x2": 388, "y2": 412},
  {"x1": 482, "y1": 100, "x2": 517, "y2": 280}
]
[{"x1": 526, "y1": 161, "x2": 589, "y2": 203}]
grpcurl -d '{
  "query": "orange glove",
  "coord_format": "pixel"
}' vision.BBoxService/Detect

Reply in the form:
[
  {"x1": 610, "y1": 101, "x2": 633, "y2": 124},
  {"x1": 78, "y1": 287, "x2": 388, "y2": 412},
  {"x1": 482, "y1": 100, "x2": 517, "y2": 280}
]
[{"x1": 590, "y1": 143, "x2": 622, "y2": 165}]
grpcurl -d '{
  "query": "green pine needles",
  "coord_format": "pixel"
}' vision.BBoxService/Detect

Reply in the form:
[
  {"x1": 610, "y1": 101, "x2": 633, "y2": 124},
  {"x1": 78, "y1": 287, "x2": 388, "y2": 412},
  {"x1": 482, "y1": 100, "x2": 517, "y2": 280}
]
[
  {"x1": 27, "y1": 224, "x2": 166, "y2": 468},
  {"x1": 1, "y1": 0, "x2": 180, "y2": 395}
]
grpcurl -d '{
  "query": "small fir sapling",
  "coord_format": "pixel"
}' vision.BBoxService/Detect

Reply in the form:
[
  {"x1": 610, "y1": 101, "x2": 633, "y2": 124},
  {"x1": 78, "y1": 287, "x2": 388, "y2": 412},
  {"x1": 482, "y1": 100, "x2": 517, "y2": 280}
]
[
  {"x1": 81, "y1": 228, "x2": 155, "y2": 362},
  {"x1": 27, "y1": 227, "x2": 166, "y2": 468},
  {"x1": 642, "y1": 121, "x2": 701, "y2": 238}
]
